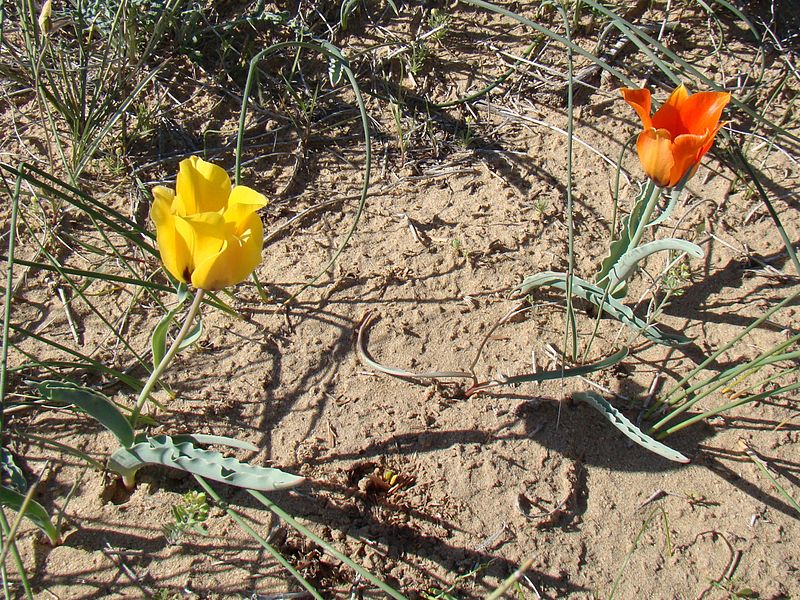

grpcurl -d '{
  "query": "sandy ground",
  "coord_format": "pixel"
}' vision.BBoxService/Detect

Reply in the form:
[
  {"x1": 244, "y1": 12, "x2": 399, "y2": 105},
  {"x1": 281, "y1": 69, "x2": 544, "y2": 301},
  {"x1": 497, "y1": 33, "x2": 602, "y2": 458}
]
[{"x1": 2, "y1": 2, "x2": 799, "y2": 598}]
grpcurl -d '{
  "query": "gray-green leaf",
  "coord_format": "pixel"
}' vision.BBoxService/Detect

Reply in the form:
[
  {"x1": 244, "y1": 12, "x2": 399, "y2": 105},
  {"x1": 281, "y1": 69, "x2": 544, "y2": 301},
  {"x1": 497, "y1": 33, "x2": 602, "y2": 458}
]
[
  {"x1": 0, "y1": 485, "x2": 60, "y2": 544},
  {"x1": 33, "y1": 380, "x2": 134, "y2": 447},
  {"x1": 602, "y1": 239, "x2": 703, "y2": 294},
  {"x1": 108, "y1": 435, "x2": 303, "y2": 491},
  {"x1": 518, "y1": 272, "x2": 691, "y2": 346},
  {"x1": 575, "y1": 391, "x2": 689, "y2": 463}
]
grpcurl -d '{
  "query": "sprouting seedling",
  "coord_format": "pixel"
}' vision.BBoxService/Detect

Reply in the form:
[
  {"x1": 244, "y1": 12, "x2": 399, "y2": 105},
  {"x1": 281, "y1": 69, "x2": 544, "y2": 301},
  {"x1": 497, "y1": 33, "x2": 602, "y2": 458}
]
[
  {"x1": 426, "y1": 8, "x2": 452, "y2": 41},
  {"x1": 163, "y1": 491, "x2": 209, "y2": 544}
]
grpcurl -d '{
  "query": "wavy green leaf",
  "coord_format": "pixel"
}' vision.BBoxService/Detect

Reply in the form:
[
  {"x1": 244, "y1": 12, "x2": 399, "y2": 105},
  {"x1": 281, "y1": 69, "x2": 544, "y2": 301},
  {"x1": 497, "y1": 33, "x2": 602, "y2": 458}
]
[
  {"x1": 518, "y1": 272, "x2": 691, "y2": 346},
  {"x1": 108, "y1": 435, "x2": 303, "y2": 491},
  {"x1": 574, "y1": 392, "x2": 689, "y2": 463}
]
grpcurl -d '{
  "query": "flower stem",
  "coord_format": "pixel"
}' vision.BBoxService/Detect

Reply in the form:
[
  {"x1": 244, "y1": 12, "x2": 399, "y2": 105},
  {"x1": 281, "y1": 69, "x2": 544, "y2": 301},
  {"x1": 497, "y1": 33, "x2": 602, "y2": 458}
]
[
  {"x1": 130, "y1": 288, "x2": 206, "y2": 430},
  {"x1": 627, "y1": 179, "x2": 661, "y2": 252}
]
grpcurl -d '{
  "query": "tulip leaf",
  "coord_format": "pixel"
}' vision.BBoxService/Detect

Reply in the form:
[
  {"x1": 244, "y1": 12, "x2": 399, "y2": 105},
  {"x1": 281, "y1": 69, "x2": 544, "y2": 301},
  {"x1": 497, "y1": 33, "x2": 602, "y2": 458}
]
[
  {"x1": 604, "y1": 239, "x2": 704, "y2": 295},
  {"x1": 321, "y1": 39, "x2": 347, "y2": 86},
  {"x1": 32, "y1": 380, "x2": 134, "y2": 448},
  {"x1": 151, "y1": 298, "x2": 187, "y2": 369},
  {"x1": 0, "y1": 484, "x2": 60, "y2": 544},
  {"x1": 647, "y1": 187, "x2": 681, "y2": 228},
  {"x1": 595, "y1": 183, "x2": 656, "y2": 292},
  {"x1": 574, "y1": 391, "x2": 689, "y2": 463},
  {"x1": 178, "y1": 318, "x2": 203, "y2": 351},
  {"x1": 339, "y1": 0, "x2": 359, "y2": 29},
  {"x1": 170, "y1": 434, "x2": 259, "y2": 452},
  {"x1": 518, "y1": 271, "x2": 691, "y2": 346},
  {"x1": 108, "y1": 435, "x2": 304, "y2": 491},
  {"x1": 1, "y1": 448, "x2": 27, "y2": 494}
]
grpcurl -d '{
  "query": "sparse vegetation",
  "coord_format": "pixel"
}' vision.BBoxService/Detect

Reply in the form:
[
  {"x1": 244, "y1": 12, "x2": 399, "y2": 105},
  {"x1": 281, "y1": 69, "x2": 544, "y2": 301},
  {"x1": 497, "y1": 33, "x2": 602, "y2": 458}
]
[{"x1": 0, "y1": 0, "x2": 797, "y2": 598}]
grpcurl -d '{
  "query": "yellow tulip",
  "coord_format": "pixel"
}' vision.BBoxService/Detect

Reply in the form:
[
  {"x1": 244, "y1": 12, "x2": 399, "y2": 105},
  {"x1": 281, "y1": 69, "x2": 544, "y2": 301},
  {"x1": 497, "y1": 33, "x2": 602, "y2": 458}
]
[{"x1": 150, "y1": 156, "x2": 267, "y2": 291}]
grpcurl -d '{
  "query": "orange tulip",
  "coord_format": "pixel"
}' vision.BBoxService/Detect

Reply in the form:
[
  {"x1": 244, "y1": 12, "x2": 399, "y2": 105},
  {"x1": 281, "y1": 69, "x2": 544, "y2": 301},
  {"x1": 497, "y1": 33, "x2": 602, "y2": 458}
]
[{"x1": 621, "y1": 85, "x2": 730, "y2": 188}]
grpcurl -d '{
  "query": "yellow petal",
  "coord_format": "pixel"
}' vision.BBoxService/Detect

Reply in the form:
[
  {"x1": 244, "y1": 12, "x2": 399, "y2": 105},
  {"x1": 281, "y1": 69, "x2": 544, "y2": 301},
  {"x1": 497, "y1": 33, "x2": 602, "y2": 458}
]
[
  {"x1": 175, "y1": 156, "x2": 231, "y2": 215},
  {"x1": 150, "y1": 194, "x2": 191, "y2": 283},
  {"x1": 191, "y1": 213, "x2": 263, "y2": 290},
  {"x1": 174, "y1": 212, "x2": 228, "y2": 277},
  {"x1": 637, "y1": 128, "x2": 675, "y2": 187},
  {"x1": 153, "y1": 185, "x2": 176, "y2": 209},
  {"x1": 224, "y1": 185, "x2": 267, "y2": 226}
]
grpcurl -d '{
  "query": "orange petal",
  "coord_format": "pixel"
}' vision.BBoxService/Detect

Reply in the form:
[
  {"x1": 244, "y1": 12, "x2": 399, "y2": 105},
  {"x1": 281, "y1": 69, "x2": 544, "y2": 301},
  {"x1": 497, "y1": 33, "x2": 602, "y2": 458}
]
[
  {"x1": 620, "y1": 88, "x2": 653, "y2": 130},
  {"x1": 652, "y1": 84, "x2": 690, "y2": 135},
  {"x1": 637, "y1": 128, "x2": 675, "y2": 187},
  {"x1": 668, "y1": 133, "x2": 707, "y2": 187},
  {"x1": 679, "y1": 91, "x2": 731, "y2": 136}
]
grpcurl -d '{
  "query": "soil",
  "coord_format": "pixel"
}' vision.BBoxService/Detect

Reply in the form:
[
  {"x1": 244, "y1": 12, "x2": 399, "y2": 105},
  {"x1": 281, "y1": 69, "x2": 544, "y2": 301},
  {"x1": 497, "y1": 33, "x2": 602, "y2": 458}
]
[{"x1": 1, "y1": 2, "x2": 799, "y2": 599}]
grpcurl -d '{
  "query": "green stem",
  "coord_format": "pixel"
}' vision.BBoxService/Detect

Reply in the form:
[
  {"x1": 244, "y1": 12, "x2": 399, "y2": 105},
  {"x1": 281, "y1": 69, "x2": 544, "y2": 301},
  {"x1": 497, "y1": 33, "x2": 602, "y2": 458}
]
[
  {"x1": 653, "y1": 287, "x2": 800, "y2": 416},
  {"x1": 249, "y1": 490, "x2": 408, "y2": 600},
  {"x1": 0, "y1": 510, "x2": 31, "y2": 599},
  {"x1": 194, "y1": 476, "x2": 324, "y2": 600},
  {"x1": 650, "y1": 334, "x2": 800, "y2": 431},
  {"x1": 626, "y1": 179, "x2": 661, "y2": 254},
  {"x1": 658, "y1": 378, "x2": 800, "y2": 438},
  {"x1": 130, "y1": 289, "x2": 205, "y2": 428},
  {"x1": 0, "y1": 168, "x2": 22, "y2": 437}
]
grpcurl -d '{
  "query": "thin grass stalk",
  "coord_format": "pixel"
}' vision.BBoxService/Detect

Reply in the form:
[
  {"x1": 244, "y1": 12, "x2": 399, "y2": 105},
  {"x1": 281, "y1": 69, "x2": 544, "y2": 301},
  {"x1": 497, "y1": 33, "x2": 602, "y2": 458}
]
[
  {"x1": 725, "y1": 132, "x2": 800, "y2": 276},
  {"x1": 9, "y1": 258, "x2": 172, "y2": 293},
  {"x1": 193, "y1": 476, "x2": 324, "y2": 600},
  {"x1": 0, "y1": 478, "x2": 42, "y2": 566},
  {"x1": 9, "y1": 324, "x2": 143, "y2": 390},
  {"x1": 28, "y1": 243, "x2": 151, "y2": 372},
  {"x1": 580, "y1": 0, "x2": 800, "y2": 147},
  {"x1": 0, "y1": 163, "x2": 156, "y2": 253},
  {"x1": 653, "y1": 287, "x2": 800, "y2": 413},
  {"x1": 249, "y1": 490, "x2": 408, "y2": 600},
  {"x1": 739, "y1": 442, "x2": 800, "y2": 517},
  {"x1": 653, "y1": 337, "x2": 800, "y2": 427},
  {"x1": 234, "y1": 40, "x2": 371, "y2": 303},
  {"x1": 722, "y1": 361, "x2": 799, "y2": 400},
  {"x1": 609, "y1": 506, "x2": 670, "y2": 599},
  {"x1": 130, "y1": 289, "x2": 205, "y2": 427},
  {"x1": 582, "y1": 134, "x2": 638, "y2": 363},
  {"x1": 9, "y1": 431, "x2": 104, "y2": 470},
  {"x1": 460, "y1": 0, "x2": 635, "y2": 87},
  {"x1": 0, "y1": 168, "x2": 22, "y2": 431},
  {"x1": 658, "y1": 378, "x2": 800, "y2": 438},
  {"x1": 0, "y1": 510, "x2": 31, "y2": 600},
  {"x1": 556, "y1": 2, "x2": 578, "y2": 362}
]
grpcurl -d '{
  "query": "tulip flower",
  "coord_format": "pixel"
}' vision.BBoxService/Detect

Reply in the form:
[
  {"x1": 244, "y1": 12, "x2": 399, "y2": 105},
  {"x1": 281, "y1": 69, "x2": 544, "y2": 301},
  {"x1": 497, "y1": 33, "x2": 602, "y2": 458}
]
[
  {"x1": 151, "y1": 156, "x2": 266, "y2": 291},
  {"x1": 621, "y1": 85, "x2": 730, "y2": 188}
]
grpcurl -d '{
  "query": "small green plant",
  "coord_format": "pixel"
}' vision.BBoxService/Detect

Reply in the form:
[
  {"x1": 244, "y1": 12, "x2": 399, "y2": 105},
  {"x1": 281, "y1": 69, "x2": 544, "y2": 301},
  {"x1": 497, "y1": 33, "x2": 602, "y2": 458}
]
[
  {"x1": 426, "y1": 8, "x2": 452, "y2": 41},
  {"x1": 450, "y1": 237, "x2": 471, "y2": 259},
  {"x1": 408, "y1": 43, "x2": 430, "y2": 76},
  {"x1": 163, "y1": 490, "x2": 209, "y2": 544},
  {"x1": 456, "y1": 118, "x2": 475, "y2": 148}
]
